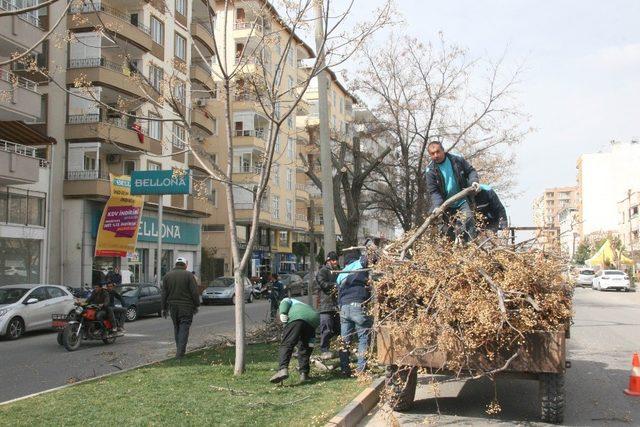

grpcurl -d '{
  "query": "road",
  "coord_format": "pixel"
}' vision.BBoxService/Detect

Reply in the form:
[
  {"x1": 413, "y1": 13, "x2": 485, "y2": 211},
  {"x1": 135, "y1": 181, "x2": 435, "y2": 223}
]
[
  {"x1": 362, "y1": 287, "x2": 640, "y2": 426},
  {"x1": 0, "y1": 299, "x2": 273, "y2": 403}
]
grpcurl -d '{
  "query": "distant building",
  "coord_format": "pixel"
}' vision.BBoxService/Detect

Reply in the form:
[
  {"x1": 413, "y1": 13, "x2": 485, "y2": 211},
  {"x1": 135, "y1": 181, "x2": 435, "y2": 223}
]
[
  {"x1": 577, "y1": 140, "x2": 640, "y2": 238},
  {"x1": 617, "y1": 190, "x2": 640, "y2": 261},
  {"x1": 532, "y1": 186, "x2": 578, "y2": 249}
]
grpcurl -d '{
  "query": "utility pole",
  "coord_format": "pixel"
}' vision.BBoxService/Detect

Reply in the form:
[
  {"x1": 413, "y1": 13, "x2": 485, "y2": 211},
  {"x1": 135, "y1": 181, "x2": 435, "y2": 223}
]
[
  {"x1": 628, "y1": 189, "x2": 636, "y2": 277},
  {"x1": 313, "y1": 0, "x2": 336, "y2": 254},
  {"x1": 307, "y1": 199, "x2": 316, "y2": 306}
]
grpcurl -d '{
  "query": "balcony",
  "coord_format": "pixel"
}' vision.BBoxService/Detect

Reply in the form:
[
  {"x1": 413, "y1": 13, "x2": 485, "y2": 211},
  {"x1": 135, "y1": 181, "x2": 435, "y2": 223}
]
[
  {"x1": 68, "y1": 2, "x2": 152, "y2": 52},
  {"x1": 0, "y1": 1, "x2": 42, "y2": 57},
  {"x1": 186, "y1": 196, "x2": 211, "y2": 217},
  {"x1": 0, "y1": 68, "x2": 41, "y2": 122},
  {"x1": 66, "y1": 114, "x2": 162, "y2": 155},
  {"x1": 191, "y1": 20, "x2": 215, "y2": 54},
  {"x1": 295, "y1": 212, "x2": 309, "y2": 230},
  {"x1": 233, "y1": 20, "x2": 264, "y2": 38},
  {"x1": 295, "y1": 183, "x2": 310, "y2": 202},
  {"x1": 63, "y1": 169, "x2": 111, "y2": 198},
  {"x1": 0, "y1": 139, "x2": 43, "y2": 185},
  {"x1": 67, "y1": 57, "x2": 148, "y2": 99},
  {"x1": 191, "y1": 106, "x2": 215, "y2": 135},
  {"x1": 234, "y1": 128, "x2": 267, "y2": 151},
  {"x1": 190, "y1": 61, "x2": 216, "y2": 93}
]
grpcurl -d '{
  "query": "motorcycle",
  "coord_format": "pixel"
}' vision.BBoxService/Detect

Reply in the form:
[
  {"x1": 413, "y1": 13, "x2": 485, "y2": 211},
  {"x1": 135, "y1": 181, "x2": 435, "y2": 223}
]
[
  {"x1": 52, "y1": 303, "x2": 121, "y2": 351},
  {"x1": 251, "y1": 282, "x2": 270, "y2": 300}
]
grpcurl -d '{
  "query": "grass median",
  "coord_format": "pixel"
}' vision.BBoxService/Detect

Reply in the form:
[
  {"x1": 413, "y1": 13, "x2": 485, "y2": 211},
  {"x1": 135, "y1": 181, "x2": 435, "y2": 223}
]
[{"x1": 0, "y1": 342, "x2": 363, "y2": 426}]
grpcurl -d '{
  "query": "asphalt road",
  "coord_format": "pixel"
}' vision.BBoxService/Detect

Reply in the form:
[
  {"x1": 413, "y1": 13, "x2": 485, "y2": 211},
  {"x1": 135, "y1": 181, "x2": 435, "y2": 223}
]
[
  {"x1": 0, "y1": 299, "x2": 274, "y2": 403},
  {"x1": 362, "y1": 287, "x2": 640, "y2": 426}
]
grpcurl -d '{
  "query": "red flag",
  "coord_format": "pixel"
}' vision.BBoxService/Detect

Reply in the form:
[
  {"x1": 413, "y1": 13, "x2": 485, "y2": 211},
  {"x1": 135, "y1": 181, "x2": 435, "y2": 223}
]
[{"x1": 131, "y1": 122, "x2": 144, "y2": 143}]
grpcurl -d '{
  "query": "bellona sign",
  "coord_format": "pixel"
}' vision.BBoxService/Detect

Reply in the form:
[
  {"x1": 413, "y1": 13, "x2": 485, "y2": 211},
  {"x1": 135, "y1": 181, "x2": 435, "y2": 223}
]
[{"x1": 130, "y1": 170, "x2": 192, "y2": 195}]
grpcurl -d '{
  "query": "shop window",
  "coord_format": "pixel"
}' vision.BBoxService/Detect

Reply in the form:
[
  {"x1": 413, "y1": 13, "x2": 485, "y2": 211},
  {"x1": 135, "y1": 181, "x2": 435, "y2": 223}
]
[
  {"x1": 8, "y1": 192, "x2": 27, "y2": 225},
  {"x1": 0, "y1": 190, "x2": 7, "y2": 223},
  {"x1": 27, "y1": 195, "x2": 45, "y2": 227},
  {"x1": 0, "y1": 238, "x2": 41, "y2": 285}
]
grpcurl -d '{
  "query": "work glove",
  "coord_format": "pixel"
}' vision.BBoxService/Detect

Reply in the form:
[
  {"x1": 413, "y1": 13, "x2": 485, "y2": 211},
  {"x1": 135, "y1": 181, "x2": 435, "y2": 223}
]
[
  {"x1": 471, "y1": 182, "x2": 481, "y2": 194},
  {"x1": 162, "y1": 310, "x2": 168, "y2": 319},
  {"x1": 279, "y1": 313, "x2": 289, "y2": 323}
]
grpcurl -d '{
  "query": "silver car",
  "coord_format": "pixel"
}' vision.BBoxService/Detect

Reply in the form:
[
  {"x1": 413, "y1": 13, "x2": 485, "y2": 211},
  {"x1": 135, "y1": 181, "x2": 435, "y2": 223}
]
[
  {"x1": 576, "y1": 269, "x2": 595, "y2": 287},
  {"x1": 201, "y1": 277, "x2": 254, "y2": 305},
  {"x1": 0, "y1": 284, "x2": 75, "y2": 340}
]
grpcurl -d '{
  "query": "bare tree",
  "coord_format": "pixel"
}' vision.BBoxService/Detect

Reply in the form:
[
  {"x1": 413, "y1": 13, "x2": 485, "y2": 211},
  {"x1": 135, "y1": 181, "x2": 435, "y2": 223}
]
[{"x1": 355, "y1": 34, "x2": 527, "y2": 232}]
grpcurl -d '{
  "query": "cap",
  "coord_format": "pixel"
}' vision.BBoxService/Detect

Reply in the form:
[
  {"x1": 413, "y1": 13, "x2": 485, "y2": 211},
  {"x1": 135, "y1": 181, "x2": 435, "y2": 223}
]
[
  {"x1": 175, "y1": 257, "x2": 187, "y2": 265},
  {"x1": 326, "y1": 251, "x2": 339, "y2": 261}
]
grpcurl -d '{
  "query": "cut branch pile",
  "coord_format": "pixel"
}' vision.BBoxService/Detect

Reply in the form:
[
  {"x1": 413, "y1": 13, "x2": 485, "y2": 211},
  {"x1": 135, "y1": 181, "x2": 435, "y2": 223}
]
[{"x1": 373, "y1": 232, "x2": 572, "y2": 375}]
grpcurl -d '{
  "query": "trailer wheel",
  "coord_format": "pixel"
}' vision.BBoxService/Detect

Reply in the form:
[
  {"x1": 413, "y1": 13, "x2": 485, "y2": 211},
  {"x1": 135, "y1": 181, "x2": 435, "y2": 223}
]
[
  {"x1": 385, "y1": 365, "x2": 418, "y2": 412},
  {"x1": 539, "y1": 373, "x2": 565, "y2": 424}
]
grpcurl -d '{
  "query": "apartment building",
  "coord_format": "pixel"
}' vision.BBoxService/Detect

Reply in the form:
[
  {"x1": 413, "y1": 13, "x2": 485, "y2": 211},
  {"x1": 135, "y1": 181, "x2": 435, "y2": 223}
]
[
  {"x1": 198, "y1": 1, "x2": 316, "y2": 279},
  {"x1": 0, "y1": 2, "x2": 53, "y2": 285},
  {"x1": 617, "y1": 190, "x2": 640, "y2": 260},
  {"x1": 558, "y1": 207, "x2": 579, "y2": 258},
  {"x1": 58, "y1": 1, "x2": 210, "y2": 285},
  {"x1": 532, "y1": 186, "x2": 579, "y2": 229},
  {"x1": 577, "y1": 140, "x2": 640, "y2": 239}
]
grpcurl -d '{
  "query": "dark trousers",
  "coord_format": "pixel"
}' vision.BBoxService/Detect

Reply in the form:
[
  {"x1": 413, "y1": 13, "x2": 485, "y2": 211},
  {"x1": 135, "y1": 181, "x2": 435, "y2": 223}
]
[
  {"x1": 319, "y1": 312, "x2": 340, "y2": 352},
  {"x1": 170, "y1": 305, "x2": 194, "y2": 357},
  {"x1": 278, "y1": 320, "x2": 315, "y2": 374},
  {"x1": 113, "y1": 307, "x2": 126, "y2": 327},
  {"x1": 105, "y1": 307, "x2": 117, "y2": 330}
]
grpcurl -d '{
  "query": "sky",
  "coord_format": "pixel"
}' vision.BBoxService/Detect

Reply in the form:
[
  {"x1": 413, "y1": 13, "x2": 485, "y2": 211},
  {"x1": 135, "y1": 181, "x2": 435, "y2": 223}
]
[{"x1": 346, "y1": 0, "x2": 640, "y2": 226}]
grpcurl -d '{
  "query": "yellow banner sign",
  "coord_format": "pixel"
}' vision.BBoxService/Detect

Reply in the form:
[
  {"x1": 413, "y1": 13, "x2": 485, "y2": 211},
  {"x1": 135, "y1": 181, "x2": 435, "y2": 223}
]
[{"x1": 94, "y1": 174, "x2": 144, "y2": 257}]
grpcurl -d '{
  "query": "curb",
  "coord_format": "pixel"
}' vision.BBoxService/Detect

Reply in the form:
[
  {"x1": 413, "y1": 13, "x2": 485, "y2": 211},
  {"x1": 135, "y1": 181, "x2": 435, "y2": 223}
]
[{"x1": 325, "y1": 376, "x2": 386, "y2": 427}]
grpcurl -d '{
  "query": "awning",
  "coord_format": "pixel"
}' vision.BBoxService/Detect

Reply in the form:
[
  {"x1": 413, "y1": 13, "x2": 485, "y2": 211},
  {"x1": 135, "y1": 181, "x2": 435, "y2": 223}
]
[
  {"x1": 0, "y1": 121, "x2": 56, "y2": 145},
  {"x1": 586, "y1": 239, "x2": 634, "y2": 267}
]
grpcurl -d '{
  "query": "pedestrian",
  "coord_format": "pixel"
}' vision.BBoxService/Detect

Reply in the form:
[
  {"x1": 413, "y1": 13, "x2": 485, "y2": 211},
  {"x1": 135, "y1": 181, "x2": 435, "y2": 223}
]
[
  {"x1": 337, "y1": 248, "x2": 375, "y2": 375},
  {"x1": 425, "y1": 140, "x2": 481, "y2": 241},
  {"x1": 120, "y1": 266, "x2": 133, "y2": 284},
  {"x1": 268, "y1": 274, "x2": 284, "y2": 320},
  {"x1": 316, "y1": 251, "x2": 340, "y2": 360},
  {"x1": 106, "y1": 282, "x2": 126, "y2": 332},
  {"x1": 161, "y1": 257, "x2": 200, "y2": 359},
  {"x1": 269, "y1": 297, "x2": 320, "y2": 384},
  {"x1": 106, "y1": 267, "x2": 122, "y2": 286},
  {"x1": 474, "y1": 184, "x2": 508, "y2": 232}
]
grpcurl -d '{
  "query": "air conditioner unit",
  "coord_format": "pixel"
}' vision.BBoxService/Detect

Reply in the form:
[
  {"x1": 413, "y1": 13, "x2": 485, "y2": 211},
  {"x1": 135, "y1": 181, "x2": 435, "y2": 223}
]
[
  {"x1": 196, "y1": 136, "x2": 205, "y2": 143},
  {"x1": 195, "y1": 99, "x2": 206, "y2": 107},
  {"x1": 106, "y1": 154, "x2": 121, "y2": 164}
]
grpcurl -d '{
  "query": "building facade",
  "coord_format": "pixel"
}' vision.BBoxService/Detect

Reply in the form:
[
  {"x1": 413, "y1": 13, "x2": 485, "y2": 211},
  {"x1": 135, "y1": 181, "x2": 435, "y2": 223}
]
[{"x1": 617, "y1": 190, "x2": 640, "y2": 261}]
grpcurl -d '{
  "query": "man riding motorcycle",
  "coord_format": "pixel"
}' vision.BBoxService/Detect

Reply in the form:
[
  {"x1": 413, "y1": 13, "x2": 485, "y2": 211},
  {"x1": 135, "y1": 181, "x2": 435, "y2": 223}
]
[
  {"x1": 106, "y1": 282, "x2": 126, "y2": 332},
  {"x1": 86, "y1": 283, "x2": 117, "y2": 333}
]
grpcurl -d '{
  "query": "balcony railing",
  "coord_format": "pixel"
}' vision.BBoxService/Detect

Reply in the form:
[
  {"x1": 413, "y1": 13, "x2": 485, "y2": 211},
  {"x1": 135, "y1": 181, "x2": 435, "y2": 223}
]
[
  {"x1": 65, "y1": 169, "x2": 110, "y2": 181},
  {"x1": 0, "y1": 68, "x2": 38, "y2": 93},
  {"x1": 234, "y1": 164, "x2": 263, "y2": 174},
  {"x1": 69, "y1": 1, "x2": 151, "y2": 34},
  {"x1": 0, "y1": 0, "x2": 40, "y2": 27},
  {"x1": 67, "y1": 113, "x2": 151, "y2": 136},
  {"x1": 295, "y1": 213, "x2": 307, "y2": 221},
  {"x1": 296, "y1": 183, "x2": 308, "y2": 191},
  {"x1": 235, "y1": 129, "x2": 266, "y2": 141},
  {"x1": 68, "y1": 57, "x2": 137, "y2": 75},
  {"x1": 234, "y1": 20, "x2": 263, "y2": 33},
  {"x1": 193, "y1": 19, "x2": 214, "y2": 36}
]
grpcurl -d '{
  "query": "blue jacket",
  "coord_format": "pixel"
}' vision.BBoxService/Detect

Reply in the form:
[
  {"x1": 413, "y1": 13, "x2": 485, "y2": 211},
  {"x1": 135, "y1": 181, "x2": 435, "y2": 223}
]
[
  {"x1": 425, "y1": 153, "x2": 479, "y2": 213},
  {"x1": 337, "y1": 255, "x2": 370, "y2": 306},
  {"x1": 475, "y1": 185, "x2": 508, "y2": 231}
]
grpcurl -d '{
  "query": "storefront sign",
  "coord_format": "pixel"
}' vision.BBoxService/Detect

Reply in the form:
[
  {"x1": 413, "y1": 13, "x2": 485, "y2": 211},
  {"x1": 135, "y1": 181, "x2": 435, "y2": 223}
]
[
  {"x1": 137, "y1": 216, "x2": 200, "y2": 245},
  {"x1": 130, "y1": 170, "x2": 192, "y2": 195},
  {"x1": 95, "y1": 175, "x2": 144, "y2": 257}
]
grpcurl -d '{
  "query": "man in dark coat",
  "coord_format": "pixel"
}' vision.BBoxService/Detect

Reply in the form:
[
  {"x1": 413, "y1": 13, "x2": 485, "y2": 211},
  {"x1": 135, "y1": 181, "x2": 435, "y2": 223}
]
[
  {"x1": 106, "y1": 267, "x2": 122, "y2": 286},
  {"x1": 475, "y1": 184, "x2": 508, "y2": 232},
  {"x1": 315, "y1": 251, "x2": 340, "y2": 359},
  {"x1": 425, "y1": 140, "x2": 480, "y2": 241},
  {"x1": 161, "y1": 257, "x2": 200, "y2": 359}
]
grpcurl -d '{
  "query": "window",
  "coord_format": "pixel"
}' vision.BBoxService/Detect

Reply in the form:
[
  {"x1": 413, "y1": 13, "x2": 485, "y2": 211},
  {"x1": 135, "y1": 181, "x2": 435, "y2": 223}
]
[
  {"x1": 84, "y1": 154, "x2": 97, "y2": 171},
  {"x1": 286, "y1": 199, "x2": 292, "y2": 221},
  {"x1": 148, "y1": 114, "x2": 162, "y2": 140},
  {"x1": 286, "y1": 169, "x2": 293, "y2": 190},
  {"x1": 287, "y1": 76, "x2": 294, "y2": 91},
  {"x1": 46, "y1": 286, "x2": 66, "y2": 299},
  {"x1": 0, "y1": 238, "x2": 41, "y2": 284},
  {"x1": 149, "y1": 64, "x2": 164, "y2": 92},
  {"x1": 212, "y1": 118, "x2": 218, "y2": 135},
  {"x1": 275, "y1": 136, "x2": 281, "y2": 152},
  {"x1": 173, "y1": 124, "x2": 186, "y2": 148},
  {"x1": 176, "y1": 0, "x2": 186, "y2": 16},
  {"x1": 147, "y1": 161, "x2": 161, "y2": 170},
  {"x1": 151, "y1": 16, "x2": 164, "y2": 45},
  {"x1": 340, "y1": 98, "x2": 344, "y2": 114},
  {"x1": 287, "y1": 137, "x2": 294, "y2": 159},
  {"x1": 272, "y1": 164, "x2": 279, "y2": 186},
  {"x1": 332, "y1": 91, "x2": 336, "y2": 105},
  {"x1": 174, "y1": 32, "x2": 187, "y2": 61},
  {"x1": 174, "y1": 80, "x2": 186, "y2": 105},
  {"x1": 210, "y1": 187, "x2": 217, "y2": 207},
  {"x1": 140, "y1": 287, "x2": 151, "y2": 297},
  {"x1": 28, "y1": 286, "x2": 49, "y2": 302},
  {"x1": 279, "y1": 230, "x2": 289, "y2": 246},
  {"x1": 123, "y1": 160, "x2": 136, "y2": 176},
  {"x1": 272, "y1": 195, "x2": 279, "y2": 218},
  {"x1": 287, "y1": 49, "x2": 294, "y2": 66},
  {"x1": 287, "y1": 115, "x2": 293, "y2": 128},
  {"x1": 148, "y1": 286, "x2": 160, "y2": 296}
]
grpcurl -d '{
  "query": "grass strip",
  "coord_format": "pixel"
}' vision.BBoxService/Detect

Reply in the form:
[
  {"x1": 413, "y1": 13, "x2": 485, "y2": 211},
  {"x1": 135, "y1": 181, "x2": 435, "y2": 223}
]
[{"x1": 0, "y1": 342, "x2": 363, "y2": 426}]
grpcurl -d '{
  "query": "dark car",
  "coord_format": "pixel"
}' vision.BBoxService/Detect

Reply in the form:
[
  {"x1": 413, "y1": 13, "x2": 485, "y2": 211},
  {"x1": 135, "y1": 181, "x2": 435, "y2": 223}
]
[
  {"x1": 280, "y1": 274, "x2": 305, "y2": 296},
  {"x1": 116, "y1": 284, "x2": 162, "y2": 322}
]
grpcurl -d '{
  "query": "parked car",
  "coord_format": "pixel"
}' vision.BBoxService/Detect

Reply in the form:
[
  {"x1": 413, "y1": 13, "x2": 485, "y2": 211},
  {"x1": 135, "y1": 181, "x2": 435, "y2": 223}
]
[
  {"x1": 201, "y1": 277, "x2": 253, "y2": 305},
  {"x1": 576, "y1": 268, "x2": 595, "y2": 287},
  {"x1": 116, "y1": 284, "x2": 162, "y2": 321},
  {"x1": 280, "y1": 273, "x2": 305, "y2": 296},
  {"x1": 592, "y1": 270, "x2": 630, "y2": 291},
  {"x1": 0, "y1": 284, "x2": 75, "y2": 340}
]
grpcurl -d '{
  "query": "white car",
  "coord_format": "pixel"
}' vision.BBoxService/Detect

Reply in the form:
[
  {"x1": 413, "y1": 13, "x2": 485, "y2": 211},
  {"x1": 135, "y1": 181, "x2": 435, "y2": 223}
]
[
  {"x1": 576, "y1": 268, "x2": 595, "y2": 287},
  {"x1": 0, "y1": 284, "x2": 75, "y2": 340},
  {"x1": 592, "y1": 270, "x2": 630, "y2": 292}
]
